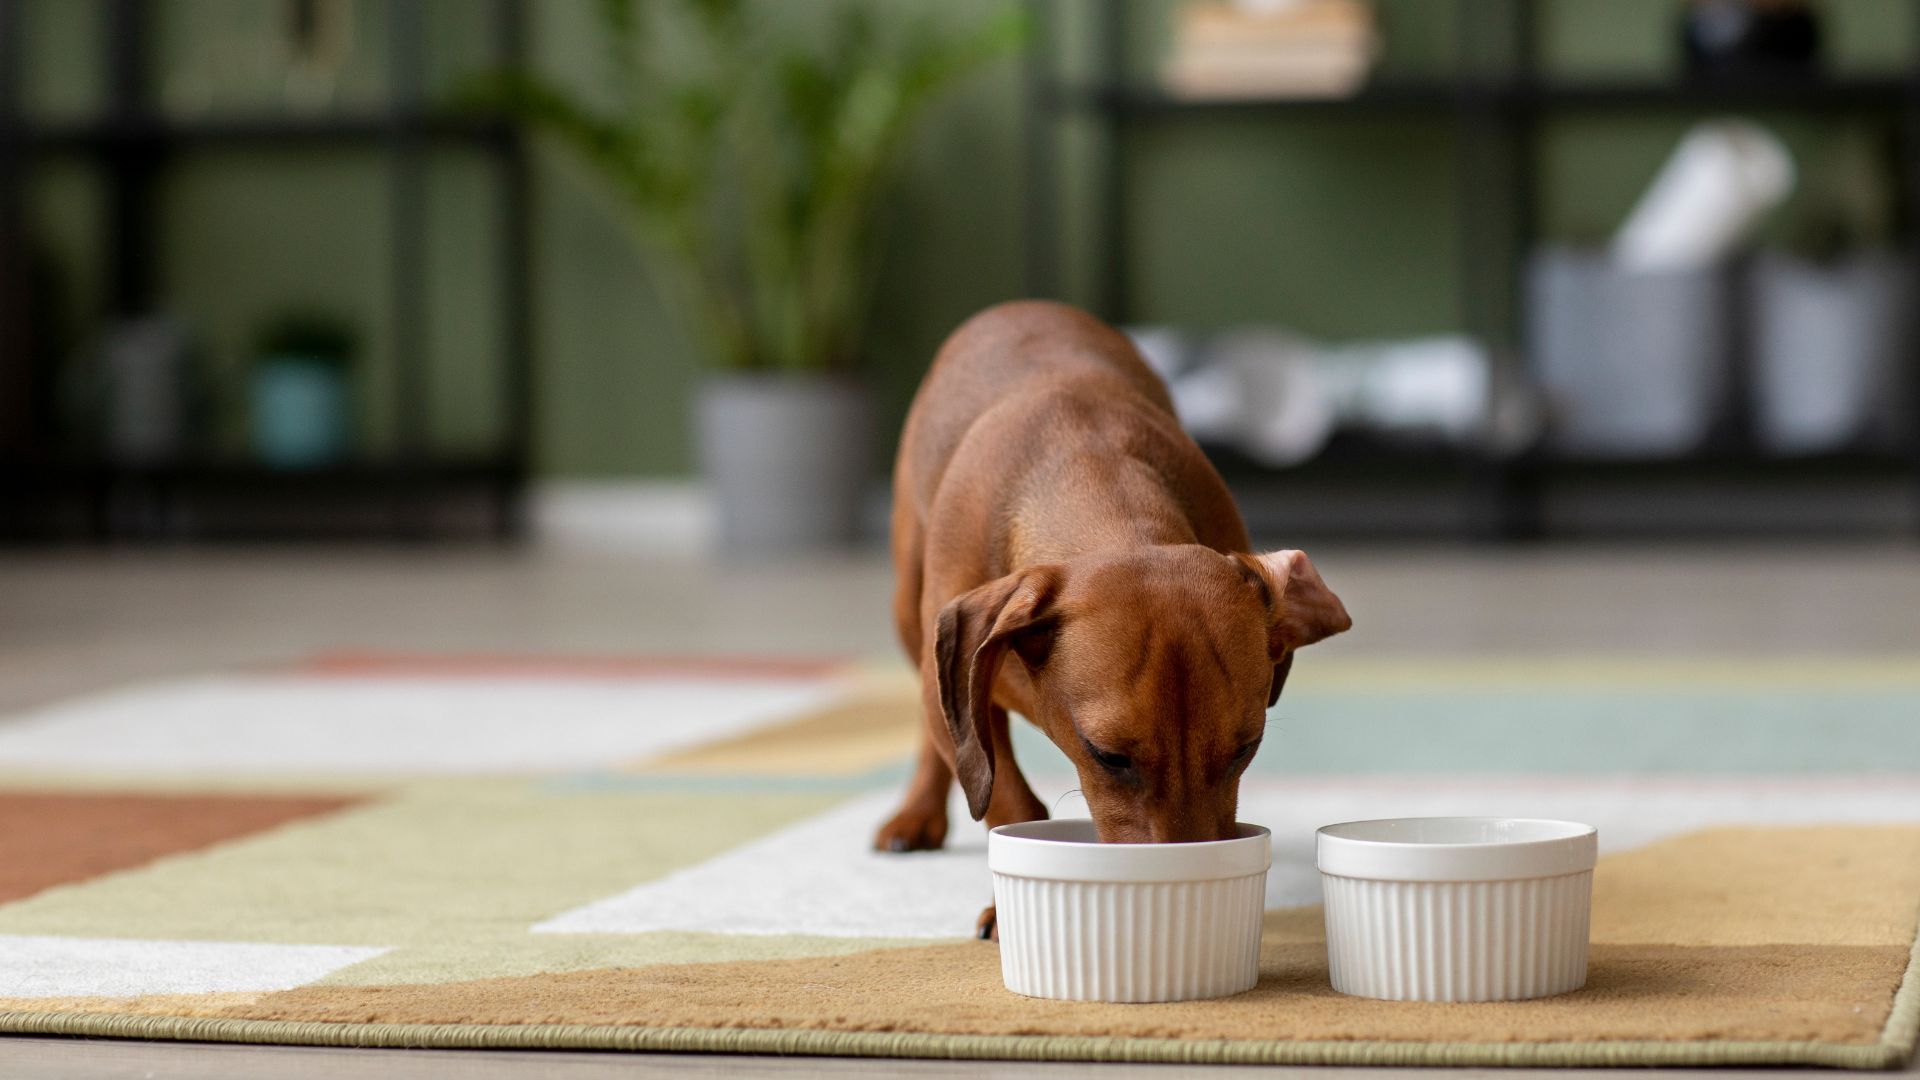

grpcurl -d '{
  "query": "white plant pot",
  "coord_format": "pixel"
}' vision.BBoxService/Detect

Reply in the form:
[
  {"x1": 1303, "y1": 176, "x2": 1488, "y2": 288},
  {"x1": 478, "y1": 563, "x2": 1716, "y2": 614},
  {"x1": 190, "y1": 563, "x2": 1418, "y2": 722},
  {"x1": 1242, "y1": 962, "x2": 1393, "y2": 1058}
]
[
  {"x1": 1528, "y1": 248, "x2": 1734, "y2": 457},
  {"x1": 1751, "y1": 251, "x2": 1911, "y2": 455},
  {"x1": 695, "y1": 376, "x2": 870, "y2": 553}
]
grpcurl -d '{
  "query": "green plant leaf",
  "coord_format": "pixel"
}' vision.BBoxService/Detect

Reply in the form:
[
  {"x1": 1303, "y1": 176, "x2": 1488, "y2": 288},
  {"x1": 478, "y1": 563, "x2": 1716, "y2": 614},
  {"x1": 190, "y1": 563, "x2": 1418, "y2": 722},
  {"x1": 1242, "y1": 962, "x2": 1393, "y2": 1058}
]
[{"x1": 468, "y1": 0, "x2": 1023, "y2": 373}]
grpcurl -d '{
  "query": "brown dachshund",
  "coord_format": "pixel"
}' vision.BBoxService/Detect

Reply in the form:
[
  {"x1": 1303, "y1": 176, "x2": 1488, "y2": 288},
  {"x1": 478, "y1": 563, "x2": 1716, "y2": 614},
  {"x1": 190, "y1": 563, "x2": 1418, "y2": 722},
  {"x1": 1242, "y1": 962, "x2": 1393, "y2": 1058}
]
[{"x1": 878, "y1": 300, "x2": 1352, "y2": 937}]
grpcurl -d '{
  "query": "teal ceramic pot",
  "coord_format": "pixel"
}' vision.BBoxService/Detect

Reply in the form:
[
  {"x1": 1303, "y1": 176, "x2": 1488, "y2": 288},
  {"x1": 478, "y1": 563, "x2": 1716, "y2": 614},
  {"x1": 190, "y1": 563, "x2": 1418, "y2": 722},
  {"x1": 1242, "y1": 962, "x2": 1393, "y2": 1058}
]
[{"x1": 252, "y1": 356, "x2": 352, "y2": 468}]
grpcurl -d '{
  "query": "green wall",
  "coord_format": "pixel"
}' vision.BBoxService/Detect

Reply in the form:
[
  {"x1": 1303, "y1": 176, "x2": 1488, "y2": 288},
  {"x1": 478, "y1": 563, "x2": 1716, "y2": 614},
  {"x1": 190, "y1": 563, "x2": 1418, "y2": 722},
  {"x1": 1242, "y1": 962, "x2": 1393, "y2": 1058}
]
[{"x1": 17, "y1": 0, "x2": 1916, "y2": 477}]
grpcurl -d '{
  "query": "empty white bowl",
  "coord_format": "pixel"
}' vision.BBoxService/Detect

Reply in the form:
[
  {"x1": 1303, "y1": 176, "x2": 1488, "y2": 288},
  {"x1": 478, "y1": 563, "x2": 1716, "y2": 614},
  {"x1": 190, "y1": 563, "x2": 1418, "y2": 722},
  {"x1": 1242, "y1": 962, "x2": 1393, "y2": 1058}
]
[
  {"x1": 989, "y1": 820, "x2": 1271, "y2": 1002},
  {"x1": 1317, "y1": 817, "x2": 1598, "y2": 1002}
]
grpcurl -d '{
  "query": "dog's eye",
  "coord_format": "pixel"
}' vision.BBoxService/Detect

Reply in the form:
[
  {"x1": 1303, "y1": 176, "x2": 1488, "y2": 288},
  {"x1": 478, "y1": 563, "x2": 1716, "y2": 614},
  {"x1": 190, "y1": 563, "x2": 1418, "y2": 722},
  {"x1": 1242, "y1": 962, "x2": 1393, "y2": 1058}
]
[{"x1": 1085, "y1": 740, "x2": 1132, "y2": 774}]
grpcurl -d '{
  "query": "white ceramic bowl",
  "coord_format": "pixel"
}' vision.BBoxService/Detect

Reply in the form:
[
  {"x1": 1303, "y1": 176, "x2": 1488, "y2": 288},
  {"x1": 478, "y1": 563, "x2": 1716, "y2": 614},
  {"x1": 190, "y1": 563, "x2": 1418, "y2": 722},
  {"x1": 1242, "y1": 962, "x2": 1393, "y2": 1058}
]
[
  {"x1": 989, "y1": 820, "x2": 1271, "y2": 1002},
  {"x1": 1317, "y1": 817, "x2": 1598, "y2": 1002}
]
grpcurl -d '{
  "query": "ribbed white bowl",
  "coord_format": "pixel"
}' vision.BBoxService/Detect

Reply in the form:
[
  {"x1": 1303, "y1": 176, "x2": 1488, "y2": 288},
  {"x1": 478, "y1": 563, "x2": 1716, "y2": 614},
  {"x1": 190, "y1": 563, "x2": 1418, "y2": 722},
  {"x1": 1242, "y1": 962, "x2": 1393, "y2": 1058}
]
[
  {"x1": 989, "y1": 820, "x2": 1270, "y2": 1002},
  {"x1": 1317, "y1": 817, "x2": 1597, "y2": 1002}
]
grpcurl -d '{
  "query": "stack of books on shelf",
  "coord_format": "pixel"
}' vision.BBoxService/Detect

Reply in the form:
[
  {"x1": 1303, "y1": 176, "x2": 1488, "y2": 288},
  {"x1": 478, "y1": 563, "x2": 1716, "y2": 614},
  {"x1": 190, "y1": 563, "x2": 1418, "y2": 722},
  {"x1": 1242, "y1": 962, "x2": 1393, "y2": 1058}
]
[{"x1": 1162, "y1": 0, "x2": 1379, "y2": 100}]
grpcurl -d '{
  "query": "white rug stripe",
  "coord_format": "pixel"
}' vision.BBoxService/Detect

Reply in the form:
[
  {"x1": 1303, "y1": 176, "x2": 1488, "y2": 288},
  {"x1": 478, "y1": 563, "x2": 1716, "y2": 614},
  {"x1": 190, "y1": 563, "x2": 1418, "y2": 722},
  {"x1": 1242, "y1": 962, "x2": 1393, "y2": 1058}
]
[
  {"x1": 535, "y1": 774, "x2": 1920, "y2": 939},
  {"x1": 0, "y1": 935, "x2": 387, "y2": 998},
  {"x1": 0, "y1": 676, "x2": 836, "y2": 773}
]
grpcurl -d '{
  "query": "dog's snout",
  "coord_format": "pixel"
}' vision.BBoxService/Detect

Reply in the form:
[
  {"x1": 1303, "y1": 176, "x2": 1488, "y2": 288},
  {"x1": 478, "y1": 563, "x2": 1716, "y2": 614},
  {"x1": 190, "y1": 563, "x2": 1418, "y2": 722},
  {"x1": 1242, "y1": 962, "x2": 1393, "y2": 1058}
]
[
  {"x1": 1096, "y1": 808, "x2": 1238, "y2": 845},
  {"x1": 1150, "y1": 820, "x2": 1238, "y2": 844}
]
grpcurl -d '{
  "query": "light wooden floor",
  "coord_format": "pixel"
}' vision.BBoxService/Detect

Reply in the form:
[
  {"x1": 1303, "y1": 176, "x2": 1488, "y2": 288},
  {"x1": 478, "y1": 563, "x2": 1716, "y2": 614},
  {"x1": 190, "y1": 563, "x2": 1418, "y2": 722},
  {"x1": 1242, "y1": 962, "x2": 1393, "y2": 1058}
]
[{"x1": 0, "y1": 540, "x2": 1915, "y2": 1077}]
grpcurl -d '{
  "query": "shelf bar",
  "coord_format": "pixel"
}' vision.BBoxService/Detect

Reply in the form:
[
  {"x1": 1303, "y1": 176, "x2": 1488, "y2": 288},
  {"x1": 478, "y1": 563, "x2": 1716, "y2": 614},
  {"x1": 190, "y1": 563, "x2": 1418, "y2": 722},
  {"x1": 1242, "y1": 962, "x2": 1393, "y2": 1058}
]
[
  {"x1": 103, "y1": 0, "x2": 155, "y2": 318},
  {"x1": 22, "y1": 114, "x2": 511, "y2": 152},
  {"x1": 1064, "y1": 77, "x2": 1916, "y2": 119},
  {"x1": 0, "y1": 0, "x2": 31, "y2": 460},
  {"x1": 1096, "y1": 0, "x2": 1130, "y2": 323},
  {"x1": 1907, "y1": 0, "x2": 1920, "y2": 536},
  {"x1": 388, "y1": 0, "x2": 429, "y2": 477},
  {"x1": 1020, "y1": 0, "x2": 1059, "y2": 299},
  {"x1": 494, "y1": 0, "x2": 531, "y2": 539}
]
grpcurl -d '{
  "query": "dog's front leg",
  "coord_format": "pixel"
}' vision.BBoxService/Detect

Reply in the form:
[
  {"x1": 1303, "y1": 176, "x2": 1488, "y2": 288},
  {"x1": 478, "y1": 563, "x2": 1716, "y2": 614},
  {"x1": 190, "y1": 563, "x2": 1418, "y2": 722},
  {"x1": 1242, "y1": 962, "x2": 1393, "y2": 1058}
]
[{"x1": 975, "y1": 703, "x2": 1047, "y2": 940}]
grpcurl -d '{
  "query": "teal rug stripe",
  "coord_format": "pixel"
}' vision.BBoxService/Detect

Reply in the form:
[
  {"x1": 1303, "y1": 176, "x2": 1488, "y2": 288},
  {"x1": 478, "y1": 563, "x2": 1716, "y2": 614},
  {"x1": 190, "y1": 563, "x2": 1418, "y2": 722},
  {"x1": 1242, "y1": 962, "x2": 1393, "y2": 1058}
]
[
  {"x1": 557, "y1": 686, "x2": 1920, "y2": 791},
  {"x1": 1007, "y1": 690, "x2": 1920, "y2": 775}
]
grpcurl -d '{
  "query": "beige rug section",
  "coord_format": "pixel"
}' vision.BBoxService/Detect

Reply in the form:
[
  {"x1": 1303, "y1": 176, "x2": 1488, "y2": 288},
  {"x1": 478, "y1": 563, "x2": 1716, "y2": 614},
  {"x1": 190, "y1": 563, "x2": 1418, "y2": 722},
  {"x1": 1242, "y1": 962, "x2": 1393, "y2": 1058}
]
[
  {"x1": 7, "y1": 824, "x2": 1909, "y2": 1067},
  {"x1": 227, "y1": 940, "x2": 1907, "y2": 1045}
]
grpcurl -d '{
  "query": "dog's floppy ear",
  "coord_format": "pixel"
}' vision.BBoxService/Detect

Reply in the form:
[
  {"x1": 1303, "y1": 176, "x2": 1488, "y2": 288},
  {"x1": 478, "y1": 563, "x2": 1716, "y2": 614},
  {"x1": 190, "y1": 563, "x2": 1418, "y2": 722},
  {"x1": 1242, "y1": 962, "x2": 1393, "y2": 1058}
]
[
  {"x1": 1234, "y1": 549, "x2": 1351, "y2": 704},
  {"x1": 933, "y1": 567, "x2": 1061, "y2": 821}
]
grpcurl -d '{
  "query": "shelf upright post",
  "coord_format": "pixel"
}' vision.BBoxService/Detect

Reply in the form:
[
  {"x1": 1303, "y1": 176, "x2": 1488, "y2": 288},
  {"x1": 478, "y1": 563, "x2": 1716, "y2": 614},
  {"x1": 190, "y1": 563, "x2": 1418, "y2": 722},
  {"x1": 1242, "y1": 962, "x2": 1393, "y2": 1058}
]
[
  {"x1": 1457, "y1": 0, "x2": 1543, "y2": 540},
  {"x1": 493, "y1": 0, "x2": 531, "y2": 540},
  {"x1": 1908, "y1": 0, "x2": 1920, "y2": 539},
  {"x1": 0, "y1": 0, "x2": 30, "y2": 466},
  {"x1": 103, "y1": 0, "x2": 154, "y2": 319},
  {"x1": 1096, "y1": 0, "x2": 1130, "y2": 324},
  {"x1": 1021, "y1": 0, "x2": 1059, "y2": 300},
  {"x1": 1501, "y1": 0, "x2": 1544, "y2": 539},
  {"x1": 387, "y1": 0, "x2": 429, "y2": 536},
  {"x1": 1452, "y1": 0, "x2": 1507, "y2": 538},
  {"x1": 101, "y1": 0, "x2": 163, "y2": 539}
]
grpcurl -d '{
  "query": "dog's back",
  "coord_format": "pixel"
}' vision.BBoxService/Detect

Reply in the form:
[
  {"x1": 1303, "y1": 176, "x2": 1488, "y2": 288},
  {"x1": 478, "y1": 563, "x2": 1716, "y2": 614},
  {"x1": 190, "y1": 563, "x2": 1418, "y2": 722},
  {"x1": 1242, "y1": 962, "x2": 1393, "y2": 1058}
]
[
  {"x1": 890, "y1": 301, "x2": 1243, "y2": 663},
  {"x1": 896, "y1": 301, "x2": 1174, "y2": 516}
]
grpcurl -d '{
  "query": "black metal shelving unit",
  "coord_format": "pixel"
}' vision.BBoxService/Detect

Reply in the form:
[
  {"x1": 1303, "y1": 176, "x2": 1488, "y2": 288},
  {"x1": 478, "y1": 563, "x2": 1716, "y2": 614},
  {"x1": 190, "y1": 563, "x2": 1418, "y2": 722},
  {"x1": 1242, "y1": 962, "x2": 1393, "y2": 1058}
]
[
  {"x1": 0, "y1": 0, "x2": 532, "y2": 541},
  {"x1": 1024, "y1": 0, "x2": 1920, "y2": 540}
]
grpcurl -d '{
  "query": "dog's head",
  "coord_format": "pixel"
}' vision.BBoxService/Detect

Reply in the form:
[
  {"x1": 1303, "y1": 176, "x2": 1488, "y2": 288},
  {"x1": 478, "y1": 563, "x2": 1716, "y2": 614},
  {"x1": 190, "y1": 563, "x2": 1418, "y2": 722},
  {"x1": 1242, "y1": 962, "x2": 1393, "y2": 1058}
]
[{"x1": 934, "y1": 545, "x2": 1350, "y2": 843}]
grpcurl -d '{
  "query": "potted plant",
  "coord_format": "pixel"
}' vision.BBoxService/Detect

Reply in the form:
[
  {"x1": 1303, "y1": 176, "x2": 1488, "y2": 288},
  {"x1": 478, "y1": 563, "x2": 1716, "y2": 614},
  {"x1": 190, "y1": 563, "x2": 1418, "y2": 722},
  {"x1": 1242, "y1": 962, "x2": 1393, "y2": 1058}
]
[
  {"x1": 251, "y1": 313, "x2": 356, "y2": 469},
  {"x1": 476, "y1": 0, "x2": 1021, "y2": 551}
]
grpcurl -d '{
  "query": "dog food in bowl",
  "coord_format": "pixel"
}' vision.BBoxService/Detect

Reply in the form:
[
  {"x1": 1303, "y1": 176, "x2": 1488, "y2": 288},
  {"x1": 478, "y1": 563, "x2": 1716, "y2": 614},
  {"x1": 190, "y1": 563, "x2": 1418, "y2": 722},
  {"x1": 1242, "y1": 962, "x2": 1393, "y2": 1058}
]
[
  {"x1": 988, "y1": 819, "x2": 1270, "y2": 1002},
  {"x1": 1317, "y1": 817, "x2": 1598, "y2": 1002}
]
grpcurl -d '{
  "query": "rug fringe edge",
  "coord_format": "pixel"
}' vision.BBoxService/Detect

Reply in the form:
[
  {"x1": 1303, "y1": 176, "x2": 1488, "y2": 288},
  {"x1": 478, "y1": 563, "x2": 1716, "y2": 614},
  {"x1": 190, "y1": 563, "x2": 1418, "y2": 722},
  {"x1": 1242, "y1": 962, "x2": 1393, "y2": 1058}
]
[{"x1": 0, "y1": 1009, "x2": 1907, "y2": 1069}]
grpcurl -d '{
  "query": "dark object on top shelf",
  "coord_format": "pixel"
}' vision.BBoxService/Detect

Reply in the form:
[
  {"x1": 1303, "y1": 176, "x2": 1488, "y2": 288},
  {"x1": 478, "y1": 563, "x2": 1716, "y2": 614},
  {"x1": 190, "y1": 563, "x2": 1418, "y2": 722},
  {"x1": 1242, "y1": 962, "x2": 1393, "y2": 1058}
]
[{"x1": 1682, "y1": 0, "x2": 1821, "y2": 79}]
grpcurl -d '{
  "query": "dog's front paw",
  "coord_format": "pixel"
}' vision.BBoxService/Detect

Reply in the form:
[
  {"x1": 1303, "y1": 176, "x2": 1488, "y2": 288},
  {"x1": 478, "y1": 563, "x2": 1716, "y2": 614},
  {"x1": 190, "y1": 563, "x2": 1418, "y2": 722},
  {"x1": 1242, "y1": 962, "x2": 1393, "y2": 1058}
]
[
  {"x1": 873, "y1": 806, "x2": 948, "y2": 853},
  {"x1": 976, "y1": 904, "x2": 997, "y2": 942}
]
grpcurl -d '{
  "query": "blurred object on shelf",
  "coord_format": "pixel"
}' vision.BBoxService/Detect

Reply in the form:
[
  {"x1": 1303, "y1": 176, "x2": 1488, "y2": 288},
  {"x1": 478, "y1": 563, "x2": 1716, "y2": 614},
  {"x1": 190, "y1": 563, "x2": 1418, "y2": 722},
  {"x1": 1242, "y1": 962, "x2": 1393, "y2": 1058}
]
[
  {"x1": 1752, "y1": 130, "x2": 1907, "y2": 455},
  {"x1": 250, "y1": 314, "x2": 356, "y2": 469},
  {"x1": 1161, "y1": 0, "x2": 1378, "y2": 100},
  {"x1": 1168, "y1": 330, "x2": 1331, "y2": 464},
  {"x1": 1751, "y1": 251, "x2": 1910, "y2": 455},
  {"x1": 1136, "y1": 327, "x2": 1490, "y2": 467},
  {"x1": 284, "y1": 0, "x2": 355, "y2": 113},
  {"x1": 161, "y1": 0, "x2": 368, "y2": 118},
  {"x1": 1682, "y1": 0, "x2": 1820, "y2": 79},
  {"x1": 97, "y1": 318, "x2": 201, "y2": 467},
  {"x1": 1613, "y1": 121, "x2": 1795, "y2": 272},
  {"x1": 1317, "y1": 336, "x2": 1488, "y2": 445},
  {"x1": 1528, "y1": 248, "x2": 1733, "y2": 458},
  {"x1": 1126, "y1": 325, "x2": 1196, "y2": 385},
  {"x1": 1538, "y1": 122, "x2": 1786, "y2": 456}
]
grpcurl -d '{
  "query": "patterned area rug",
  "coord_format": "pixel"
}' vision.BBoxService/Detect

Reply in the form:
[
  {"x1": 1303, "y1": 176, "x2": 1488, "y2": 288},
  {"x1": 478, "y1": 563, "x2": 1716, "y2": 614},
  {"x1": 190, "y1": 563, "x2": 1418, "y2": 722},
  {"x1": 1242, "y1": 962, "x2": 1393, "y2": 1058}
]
[{"x1": 0, "y1": 652, "x2": 1915, "y2": 1068}]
